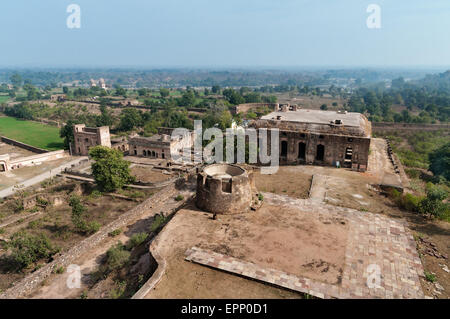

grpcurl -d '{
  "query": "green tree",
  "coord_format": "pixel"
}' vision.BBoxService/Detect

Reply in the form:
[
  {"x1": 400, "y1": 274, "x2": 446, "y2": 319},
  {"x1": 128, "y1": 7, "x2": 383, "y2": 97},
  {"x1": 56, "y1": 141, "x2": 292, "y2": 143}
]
[
  {"x1": 69, "y1": 195, "x2": 87, "y2": 231},
  {"x1": 7, "y1": 231, "x2": 59, "y2": 270},
  {"x1": 320, "y1": 104, "x2": 328, "y2": 110},
  {"x1": 89, "y1": 146, "x2": 135, "y2": 192},
  {"x1": 159, "y1": 88, "x2": 170, "y2": 98},
  {"x1": 429, "y1": 142, "x2": 450, "y2": 181},
  {"x1": 10, "y1": 73, "x2": 22, "y2": 88},
  {"x1": 60, "y1": 119, "x2": 79, "y2": 150},
  {"x1": 69, "y1": 195, "x2": 101, "y2": 234},
  {"x1": 119, "y1": 108, "x2": 143, "y2": 131},
  {"x1": 418, "y1": 183, "x2": 449, "y2": 218}
]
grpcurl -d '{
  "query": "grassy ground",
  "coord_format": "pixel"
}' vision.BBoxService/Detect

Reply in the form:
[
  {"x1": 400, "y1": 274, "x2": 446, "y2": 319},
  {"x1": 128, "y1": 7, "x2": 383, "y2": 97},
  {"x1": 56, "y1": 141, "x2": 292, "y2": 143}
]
[
  {"x1": 0, "y1": 96, "x2": 10, "y2": 103},
  {"x1": 0, "y1": 116, "x2": 64, "y2": 150}
]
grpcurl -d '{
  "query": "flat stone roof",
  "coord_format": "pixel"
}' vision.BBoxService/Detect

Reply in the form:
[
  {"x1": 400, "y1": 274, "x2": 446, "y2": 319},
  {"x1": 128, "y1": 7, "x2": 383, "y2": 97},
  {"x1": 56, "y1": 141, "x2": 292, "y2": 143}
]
[{"x1": 261, "y1": 109, "x2": 364, "y2": 128}]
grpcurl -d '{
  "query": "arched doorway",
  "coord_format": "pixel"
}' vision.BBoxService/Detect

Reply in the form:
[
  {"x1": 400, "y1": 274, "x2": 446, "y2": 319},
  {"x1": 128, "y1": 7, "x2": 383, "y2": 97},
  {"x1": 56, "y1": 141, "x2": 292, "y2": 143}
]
[
  {"x1": 316, "y1": 144, "x2": 325, "y2": 161},
  {"x1": 298, "y1": 142, "x2": 306, "y2": 160},
  {"x1": 143, "y1": 150, "x2": 147, "y2": 156}
]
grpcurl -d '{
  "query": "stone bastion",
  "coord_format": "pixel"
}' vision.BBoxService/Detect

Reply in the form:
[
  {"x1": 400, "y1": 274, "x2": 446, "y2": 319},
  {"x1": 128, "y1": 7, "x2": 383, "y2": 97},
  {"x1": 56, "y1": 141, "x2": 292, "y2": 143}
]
[{"x1": 196, "y1": 164, "x2": 255, "y2": 214}]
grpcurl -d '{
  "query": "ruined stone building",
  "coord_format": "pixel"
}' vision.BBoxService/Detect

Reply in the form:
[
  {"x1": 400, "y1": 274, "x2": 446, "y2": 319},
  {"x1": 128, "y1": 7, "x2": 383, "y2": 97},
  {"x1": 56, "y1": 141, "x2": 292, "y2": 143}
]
[
  {"x1": 73, "y1": 125, "x2": 112, "y2": 156},
  {"x1": 196, "y1": 164, "x2": 255, "y2": 214},
  {"x1": 250, "y1": 106, "x2": 372, "y2": 172},
  {"x1": 128, "y1": 127, "x2": 194, "y2": 160}
]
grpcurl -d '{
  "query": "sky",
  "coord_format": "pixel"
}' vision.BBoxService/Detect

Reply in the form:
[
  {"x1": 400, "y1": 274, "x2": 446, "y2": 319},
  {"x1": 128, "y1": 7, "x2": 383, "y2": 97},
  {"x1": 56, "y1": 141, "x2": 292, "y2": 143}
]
[{"x1": 0, "y1": 0, "x2": 449, "y2": 68}]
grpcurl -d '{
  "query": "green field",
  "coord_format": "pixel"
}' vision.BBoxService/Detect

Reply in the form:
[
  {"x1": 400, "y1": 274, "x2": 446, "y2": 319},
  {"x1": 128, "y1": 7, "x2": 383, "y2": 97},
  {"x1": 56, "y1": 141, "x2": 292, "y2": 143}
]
[
  {"x1": 0, "y1": 116, "x2": 64, "y2": 150},
  {"x1": 0, "y1": 95, "x2": 10, "y2": 103}
]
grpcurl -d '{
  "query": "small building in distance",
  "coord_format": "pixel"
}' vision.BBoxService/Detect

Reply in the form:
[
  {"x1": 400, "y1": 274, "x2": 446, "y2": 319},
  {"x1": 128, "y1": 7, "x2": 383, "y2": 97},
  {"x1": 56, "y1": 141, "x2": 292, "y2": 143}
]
[
  {"x1": 73, "y1": 125, "x2": 112, "y2": 156},
  {"x1": 250, "y1": 106, "x2": 372, "y2": 172},
  {"x1": 128, "y1": 127, "x2": 194, "y2": 160}
]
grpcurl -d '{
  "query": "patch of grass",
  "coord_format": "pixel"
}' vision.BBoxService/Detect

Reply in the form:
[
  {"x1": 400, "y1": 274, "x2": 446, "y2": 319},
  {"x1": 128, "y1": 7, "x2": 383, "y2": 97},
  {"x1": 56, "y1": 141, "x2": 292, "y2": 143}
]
[
  {"x1": 0, "y1": 117, "x2": 64, "y2": 150},
  {"x1": 424, "y1": 271, "x2": 436, "y2": 283}
]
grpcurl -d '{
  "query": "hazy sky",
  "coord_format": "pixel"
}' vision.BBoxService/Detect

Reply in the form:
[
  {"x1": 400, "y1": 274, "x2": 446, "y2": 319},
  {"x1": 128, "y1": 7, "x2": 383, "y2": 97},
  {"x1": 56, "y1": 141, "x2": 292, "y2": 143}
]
[{"x1": 0, "y1": 0, "x2": 449, "y2": 68}]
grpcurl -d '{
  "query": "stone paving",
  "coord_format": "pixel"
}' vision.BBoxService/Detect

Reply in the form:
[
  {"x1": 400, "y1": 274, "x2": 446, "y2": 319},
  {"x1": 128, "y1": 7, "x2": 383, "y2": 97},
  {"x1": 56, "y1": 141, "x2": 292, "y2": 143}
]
[{"x1": 185, "y1": 193, "x2": 425, "y2": 299}]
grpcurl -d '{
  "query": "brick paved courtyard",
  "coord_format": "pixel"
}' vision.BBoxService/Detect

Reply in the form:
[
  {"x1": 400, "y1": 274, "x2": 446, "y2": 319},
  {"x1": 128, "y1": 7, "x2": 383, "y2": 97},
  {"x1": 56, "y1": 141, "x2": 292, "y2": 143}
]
[{"x1": 185, "y1": 193, "x2": 425, "y2": 299}]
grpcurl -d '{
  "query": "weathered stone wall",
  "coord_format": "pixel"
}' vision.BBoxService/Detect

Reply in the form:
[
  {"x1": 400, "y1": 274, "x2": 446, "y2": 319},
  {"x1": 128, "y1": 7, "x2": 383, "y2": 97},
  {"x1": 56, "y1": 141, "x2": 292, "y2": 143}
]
[
  {"x1": 0, "y1": 180, "x2": 184, "y2": 299},
  {"x1": 252, "y1": 128, "x2": 370, "y2": 172},
  {"x1": 196, "y1": 164, "x2": 254, "y2": 214},
  {"x1": 73, "y1": 125, "x2": 111, "y2": 156}
]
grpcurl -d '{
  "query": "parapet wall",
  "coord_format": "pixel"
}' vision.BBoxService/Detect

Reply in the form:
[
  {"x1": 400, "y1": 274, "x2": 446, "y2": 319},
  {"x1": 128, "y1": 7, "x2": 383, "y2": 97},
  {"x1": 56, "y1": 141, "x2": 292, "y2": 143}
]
[{"x1": 0, "y1": 136, "x2": 48, "y2": 154}]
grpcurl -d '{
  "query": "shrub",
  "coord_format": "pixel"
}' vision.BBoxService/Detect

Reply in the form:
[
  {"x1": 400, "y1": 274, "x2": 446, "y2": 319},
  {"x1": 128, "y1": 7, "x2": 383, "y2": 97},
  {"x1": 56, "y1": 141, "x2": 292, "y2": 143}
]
[
  {"x1": 13, "y1": 199, "x2": 24, "y2": 213},
  {"x1": 175, "y1": 195, "x2": 184, "y2": 201},
  {"x1": 418, "y1": 183, "x2": 449, "y2": 218},
  {"x1": 28, "y1": 219, "x2": 43, "y2": 229},
  {"x1": 150, "y1": 215, "x2": 166, "y2": 232},
  {"x1": 108, "y1": 229, "x2": 122, "y2": 237},
  {"x1": 258, "y1": 193, "x2": 264, "y2": 201},
  {"x1": 86, "y1": 221, "x2": 101, "y2": 234},
  {"x1": 110, "y1": 281, "x2": 127, "y2": 299},
  {"x1": 127, "y1": 232, "x2": 148, "y2": 250},
  {"x1": 36, "y1": 197, "x2": 49, "y2": 207},
  {"x1": 7, "y1": 231, "x2": 59, "y2": 270},
  {"x1": 53, "y1": 266, "x2": 65, "y2": 274},
  {"x1": 105, "y1": 242, "x2": 130, "y2": 272},
  {"x1": 402, "y1": 193, "x2": 421, "y2": 212}
]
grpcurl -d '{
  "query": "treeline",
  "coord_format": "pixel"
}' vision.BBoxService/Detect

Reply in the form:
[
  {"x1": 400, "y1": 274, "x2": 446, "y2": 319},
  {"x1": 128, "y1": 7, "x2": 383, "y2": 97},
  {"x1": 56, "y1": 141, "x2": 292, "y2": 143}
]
[{"x1": 348, "y1": 71, "x2": 450, "y2": 123}]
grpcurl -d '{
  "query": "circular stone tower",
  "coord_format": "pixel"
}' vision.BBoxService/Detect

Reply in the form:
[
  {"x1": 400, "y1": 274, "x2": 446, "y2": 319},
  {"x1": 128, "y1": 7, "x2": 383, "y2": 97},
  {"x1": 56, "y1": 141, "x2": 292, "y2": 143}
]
[{"x1": 196, "y1": 164, "x2": 254, "y2": 214}]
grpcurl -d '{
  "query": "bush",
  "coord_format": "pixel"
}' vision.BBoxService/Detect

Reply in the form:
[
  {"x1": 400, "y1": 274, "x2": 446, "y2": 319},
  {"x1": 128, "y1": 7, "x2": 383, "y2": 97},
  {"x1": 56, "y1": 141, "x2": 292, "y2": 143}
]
[
  {"x1": 127, "y1": 232, "x2": 148, "y2": 250},
  {"x1": 7, "y1": 231, "x2": 59, "y2": 270},
  {"x1": 175, "y1": 195, "x2": 184, "y2": 201},
  {"x1": 108, "y1": 229, "x2": 122, "y2": 237},
  {"x1": 418, "y1": 183, "x2": 449, "y2": 218},
  {"x1": 53, "y1": 266, "x2": 65, "y2": 274},
  {"x1": 36, "y1": 197, "x2": 49, "y2": 207},
  {"x1": 258, "y1": 193, "x2": 264, "y2": 201},
  {"x1": 105, "y1": 242, "x2": 130, "y2": 272},
  {"x1": 150, "y1": 215, "x2": 166, "y2": 232},
  {"x1": 403, "y1": 193, "x2": 421, "y2": 212}
]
